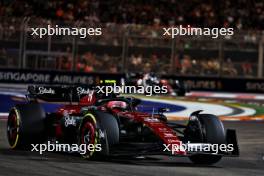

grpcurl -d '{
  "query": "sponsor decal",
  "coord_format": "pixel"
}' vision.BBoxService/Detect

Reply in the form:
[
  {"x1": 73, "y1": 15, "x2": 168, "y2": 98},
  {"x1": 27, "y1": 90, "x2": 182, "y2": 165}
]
[
  {"x1": 38, "y1": 87, "x2": 55, "y2": 94},
  {"x1": 163, "y1": 133, "x2": 175, "y2": 137},
  {"x1": 64, "y1": 116, "x2": 76, "y2": 127},
  {"x1": 144, "y1": 118, "x2": 160, "y2": 122},
  {"x1": 98, "y1": 129, "x2": 105, "y2": 138},
  {"x1": 76, "y1": 87, "x2": 94, "y2": 102},
  {"x1": 77, "y1": 87, "x2": 91, "y2": 95},
  {"x1": 167, "y1": 139, "x2": 180, "y2": 143},
  {"x1": 158, "y1": 127, "x2": 170, "y2": 132}
]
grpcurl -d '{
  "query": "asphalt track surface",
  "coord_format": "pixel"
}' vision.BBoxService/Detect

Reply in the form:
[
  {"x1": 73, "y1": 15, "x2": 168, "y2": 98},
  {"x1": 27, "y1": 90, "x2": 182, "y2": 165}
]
[{"x1": 0, "y1": 120, "x2": 263, "y2": 176}]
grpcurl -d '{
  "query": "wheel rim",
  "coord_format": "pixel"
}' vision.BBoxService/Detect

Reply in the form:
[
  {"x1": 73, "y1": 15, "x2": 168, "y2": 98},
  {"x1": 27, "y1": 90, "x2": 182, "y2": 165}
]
[
  {"x1": 7, "y1": 112, "x2": 19, "y2": 148},
  {"x1": 81, "y1": 121, "x2": 96, "y2": 157}
]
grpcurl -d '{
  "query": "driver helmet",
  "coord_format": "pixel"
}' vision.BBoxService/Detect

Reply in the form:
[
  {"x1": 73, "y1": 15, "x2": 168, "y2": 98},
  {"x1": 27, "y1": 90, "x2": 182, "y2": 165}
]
[{"x1": 107, "y1": 101, "x2": 127, "y2": 110}]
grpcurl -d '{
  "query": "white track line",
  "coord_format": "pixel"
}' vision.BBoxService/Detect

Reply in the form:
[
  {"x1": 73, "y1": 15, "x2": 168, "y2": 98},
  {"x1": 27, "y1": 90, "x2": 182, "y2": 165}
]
[
  {"x1": 141, "y1": 97, "x2": 256, "y2": 118},
  {"x1": 188, "y1": 91, "x2": 264, "y2": 100}
]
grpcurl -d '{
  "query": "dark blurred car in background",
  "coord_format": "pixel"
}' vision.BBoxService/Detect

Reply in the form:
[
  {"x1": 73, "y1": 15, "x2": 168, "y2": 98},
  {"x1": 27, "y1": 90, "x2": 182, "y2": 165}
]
[{"x1": 124, "y1": 73, "x2": 189, "y2": 96}]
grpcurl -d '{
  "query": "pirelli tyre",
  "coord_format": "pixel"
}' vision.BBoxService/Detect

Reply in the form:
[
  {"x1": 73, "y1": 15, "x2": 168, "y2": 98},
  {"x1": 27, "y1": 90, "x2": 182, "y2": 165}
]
[
  {"x1": 7, "y1": 103, "x2": 46, "y2": 149},
  {"x1": 79, "y1": 111, "x2": 119, "y2": 159},
  {"x1": 188, "y1": 114, "x2": 226, "y2": 165}
]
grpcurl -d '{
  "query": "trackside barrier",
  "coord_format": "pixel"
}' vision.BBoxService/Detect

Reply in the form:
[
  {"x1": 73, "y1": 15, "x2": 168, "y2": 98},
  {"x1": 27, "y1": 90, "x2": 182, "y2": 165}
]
[{"x1": 0, "y1": 69, "x2": 264, "y2": 93}]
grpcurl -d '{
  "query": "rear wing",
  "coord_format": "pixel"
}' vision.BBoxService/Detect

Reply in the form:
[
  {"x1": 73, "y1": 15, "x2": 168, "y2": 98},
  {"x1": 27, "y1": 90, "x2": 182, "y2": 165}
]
[{"x1": 27, "y1": 85, "x2": 99, "y2": 102}]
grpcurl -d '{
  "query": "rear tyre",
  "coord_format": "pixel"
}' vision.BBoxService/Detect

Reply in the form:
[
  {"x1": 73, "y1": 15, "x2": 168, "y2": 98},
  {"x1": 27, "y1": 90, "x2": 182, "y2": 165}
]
[
  {"x1": 188, "y1": 114, "x2": 225, "y2": 165},
  {"x1": 7, "y1": 103, "x2": 46, "y2": 149}
]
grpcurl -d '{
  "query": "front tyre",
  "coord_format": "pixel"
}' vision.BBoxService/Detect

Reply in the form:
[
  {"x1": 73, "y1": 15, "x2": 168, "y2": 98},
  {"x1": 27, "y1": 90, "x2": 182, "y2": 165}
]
[
  {"x1": 187, "y1": 114, "x2": 225, "y2": 165},
  {"x1": 79, "y1": 111, "x2": 119, "y2": 159}
]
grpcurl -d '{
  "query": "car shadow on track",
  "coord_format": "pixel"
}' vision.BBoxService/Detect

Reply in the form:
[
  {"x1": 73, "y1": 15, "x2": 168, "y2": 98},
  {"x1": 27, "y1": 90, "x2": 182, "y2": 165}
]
[
  {"x1": 102, "y1": 156, "x2": 221, "y2": 168},
  {"x1": 0, "y1": 148, "x2": 220, "y2": 168}
]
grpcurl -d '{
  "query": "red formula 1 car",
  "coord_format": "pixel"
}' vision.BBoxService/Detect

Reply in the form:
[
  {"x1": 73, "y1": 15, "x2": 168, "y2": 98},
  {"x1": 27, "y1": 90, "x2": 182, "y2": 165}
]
[{"x1": 7, "y1": 86, "x2": 239, "y2": 165}]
